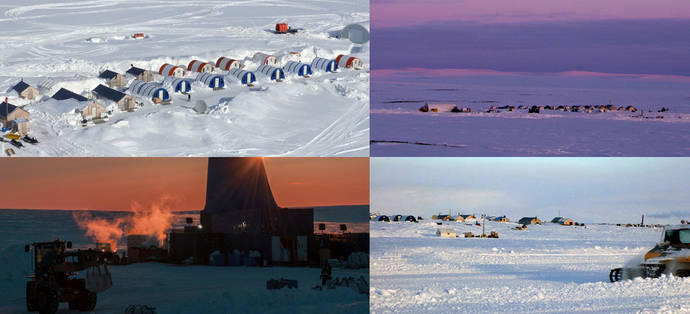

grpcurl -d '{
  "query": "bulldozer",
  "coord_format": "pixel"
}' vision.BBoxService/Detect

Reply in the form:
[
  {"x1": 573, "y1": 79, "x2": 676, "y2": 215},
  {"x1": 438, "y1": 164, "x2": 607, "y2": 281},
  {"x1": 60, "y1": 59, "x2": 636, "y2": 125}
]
[
  {"x1": 25, "y1": 240, "x2": 113, "y2": 313},
  {"x1": 610, "y1": 224, "x2": 690, "y2": 282}
]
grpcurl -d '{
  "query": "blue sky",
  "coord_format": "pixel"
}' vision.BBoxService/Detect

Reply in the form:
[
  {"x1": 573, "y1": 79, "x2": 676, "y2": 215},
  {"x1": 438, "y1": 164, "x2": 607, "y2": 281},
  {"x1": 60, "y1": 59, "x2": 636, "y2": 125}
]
[{"x1": 371, "y1": 158, "x2": 690, "y2": 224}]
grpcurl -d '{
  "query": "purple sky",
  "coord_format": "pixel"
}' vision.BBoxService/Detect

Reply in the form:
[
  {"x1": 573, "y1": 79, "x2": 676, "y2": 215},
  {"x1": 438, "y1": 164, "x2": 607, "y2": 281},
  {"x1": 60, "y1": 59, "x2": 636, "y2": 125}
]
[{"x1": 372, "y1": 1, "x2": 690, "y2": 77}]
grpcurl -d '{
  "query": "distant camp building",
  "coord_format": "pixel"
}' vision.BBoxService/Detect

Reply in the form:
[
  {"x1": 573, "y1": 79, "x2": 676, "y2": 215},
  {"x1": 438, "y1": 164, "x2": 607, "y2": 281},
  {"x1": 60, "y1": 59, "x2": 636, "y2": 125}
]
[
  {"x1": 162, "y1": 77, "x2": 192, "y2": 94},
  {"x1": 283, "y1": 61, "x2": 312, "y2": 77},
  {"x1": 436, "y1": 228, "x2": 457, "y2": 238},
  {"x1": 518, "y1": 217, "x2": 542, "y2": 225},
  {"x1": 451, "y1": 215, "x2": 465, "y2": 222},
  {"x1": 252, "y1": 53, "x2": 279, "y2": 66},
  {"x1": 491, "y1": 216, "x2": 510, "y2": 222},
  {"x1": 187, "y1": 60, "x2": 214, "y2": 73},
  {"x1": 215, "y1": 57, "x2": 242, "y2": 71},
  {"x1": 311, "y1": 57, "x2": 338, "y2": 73},
  {"x1": 158, "y1": 63, "x2": 186, "y2": 77},
  {"x1": 126, "y1": 66, "x2": 154, "y2": 82},
  {"x1": 0, "y1": 100, "x2": 30, "y2": 134},
  {"x1": 99, "y1": 70, "x2": 128, "y2": 88},
  {"x1": 335, "y1": 54, "x2": 363, "y2": 70},
  {"x1": 392, "y1": 215, "x2": 417, "y2": 222},
  {"x1": 226, "y1": 68, "x2": 257, "y2": 86},
  {"x1": 374, "y1": 215, "x2": 390, "y2": 222},
  {"x1": 52, "y1": 88, "x2": 105, "y2": 120},
  {"x1": 551, "y1": 217, "x2": 574, "y2": 226},
  {"x1": 256, "y1": 65, "x2": 285, "y2": 82},
  {"x1": 196, "y1": 73, "x2": 225, "y2": 90},
  {"x1": 129, "y1": 80, "x2": 171, "y2": 104},
  {"x1": 92, "y1": 84, "x2": 137, "y2": 111},
  {"x1": 459, "y1": 214, "x2": 476, "y2": 220},
  {"x1": 11, "y1": 81, "x2": 40, "y2": 100}
]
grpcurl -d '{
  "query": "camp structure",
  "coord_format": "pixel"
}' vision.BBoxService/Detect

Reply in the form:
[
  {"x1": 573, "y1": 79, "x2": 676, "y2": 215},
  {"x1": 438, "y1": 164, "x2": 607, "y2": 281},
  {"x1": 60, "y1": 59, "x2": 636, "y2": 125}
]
[
  {"x1": 420, "y1": 103, "x2": 456, "y2": 113},
  {"x1": 170, "y1": 158, "x2": 314, "y2": 265},
  {"x1": 92, "y1": 84, "x2": 137, "y2": 111},
  {"x1": 215, "y1": 57, "x2": 242, "y2": 71},
  {"x1": 489, "y1": 216, "x2": 510, "y2": 222},
  {"x1": 99, "y1": 70, "x2": 128, "y2": 88},
  {"x1": 196, "y1": 73, "x2": 225, "y2": 90},
  {"x1": 188, "y1": 60, "x2": 214, "y2": 73},
  {"x1": 158, "y1": 63, "x2": 186, "y2": 77},
  {"x1": 283, "y1": 61, "x2": 312, "y2": 77},
  {"x1": 11, "y1": 81, "x2": 40, "y2": 100},
  {"x1": 391, "y1": 214, "x2": 418, "y2": 222},
  {"x1": 256, "y1": 65, "x2": 285, "y2": 82},
  {"x1": 374, "y1": 215, "x2": 390, "y2": 222},
  {"x1": 162, "y1": 77, "x2": 192, "y2": 94},
  {"x1": 335, "y1": 54, "x2": 363, "y2": 70},
  {"x1": 226, "y1": 69, "x2": 257, "y2": 86},
  {"x1": 311, "y1": 57, "x2": 338, "y2": 73},
  {"x1": 451, "y1": 215, "x2": 465, "y2": 222},
  {"x1": 338, "y1": 22, "x2": 370, "y2": 44},
  {"x1": 129, "y1": 80, "x2": 171, "y2": 104},
  {"x1": 552, "y1": 217, "x2": 574, "y2": 226},
  {"x1": 518, "y1": 217, "x2": 542, "y2": 225},
  {"x1": 126, "y1": 66, "x2": 154, "y2": 82},
  {"x1": 459, "y1": 214, "x2": 476, "y2": 220},
  {"x1": 52, "y1": 88, "x2": 105, "y2": 120},
  {"x1": 436, "y1": 228, "x2": 457, "y2": 238},
  {"x1": 0, "y1": 100, "x2": 30, "y2": 134},
  {"x1": 252, "y1": 52, "x2": 279, "y2": 66}
]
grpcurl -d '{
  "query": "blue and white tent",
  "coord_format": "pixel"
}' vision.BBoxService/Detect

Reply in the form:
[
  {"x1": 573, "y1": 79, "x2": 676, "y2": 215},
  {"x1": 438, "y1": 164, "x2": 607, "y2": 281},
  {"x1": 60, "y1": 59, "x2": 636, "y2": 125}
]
[
  {"x1": 129, "y1": 80, "x2": 170, "y2": 102},
  {"x1": 227, "y1": 68, "x2": 256, "y2": 85},
  {"x1": 196, "y1": 72, "x2": 225, "y2": 89},
  {"x1": 311, "y1": 57, "x2": 338, "y2": 73},
  {"x1": 283, "y1": 61, "x2": 312, "y2": 77},
  {"x1": 256, "y1": 64, "x2": 285, "y2": 81},
  {"x1": 163, "y1": 77, "x2": 192, "y2": 93}
]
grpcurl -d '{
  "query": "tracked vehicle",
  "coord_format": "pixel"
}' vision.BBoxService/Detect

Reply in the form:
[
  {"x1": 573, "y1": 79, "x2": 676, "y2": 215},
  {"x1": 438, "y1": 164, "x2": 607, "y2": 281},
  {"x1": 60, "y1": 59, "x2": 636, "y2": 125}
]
[
  {"x1": 610, "y1": 224, "x2": 690, "y2": 282},
  {"x1": 25, "y1": 240, "x2": 112, "y2": 313}
]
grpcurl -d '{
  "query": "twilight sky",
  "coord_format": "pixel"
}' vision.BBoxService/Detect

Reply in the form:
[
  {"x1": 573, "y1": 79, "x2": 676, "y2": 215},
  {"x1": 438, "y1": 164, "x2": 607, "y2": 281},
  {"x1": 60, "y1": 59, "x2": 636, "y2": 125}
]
[
  {"x1": 0, "y1": 158, "x2": 369, "y2": 211},
  {"x1": 372, "y1": 0, "x2": 690, "y2": 77},
  {"x1": 371, "y1": 158, "x2": 690, "y2": 224}
]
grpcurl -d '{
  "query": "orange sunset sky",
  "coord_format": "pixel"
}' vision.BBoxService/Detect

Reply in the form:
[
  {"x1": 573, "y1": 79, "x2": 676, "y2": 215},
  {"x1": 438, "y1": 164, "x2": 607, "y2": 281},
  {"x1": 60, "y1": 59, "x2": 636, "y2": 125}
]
[{"x1": 0, "y1": 158, "x2": 369, "y2": 211}]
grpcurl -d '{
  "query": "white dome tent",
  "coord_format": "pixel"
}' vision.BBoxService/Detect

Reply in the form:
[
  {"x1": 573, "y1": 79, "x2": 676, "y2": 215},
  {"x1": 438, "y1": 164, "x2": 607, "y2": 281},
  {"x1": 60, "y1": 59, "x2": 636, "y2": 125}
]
[
  {"x1": 187, "y1": 60, "x2": 214, "y2": 73},
  {"x1": 256, "y1": 64, "x2": 285, "y2": 82},
  {"x1": 215, "y1": 57, "x2": 242, "y2": 71},
  {"x1": 335, "y1": 54, "x2": 363, "y2": 70},
  {"x1": 158, "y1": 63, "x2": 186, "y2": 77},
  {"x1": 162, "y1": 77, "x2": 192, "y2": 94},
  {"x1": 252, "y1": 52, "x2": 278, "y2": 66},
  {"x1": 338, "y1": 22, "x2": 369, "y2": 44},
  {"x1": 311, "y1": 57, "x2": 338, "y2": 73},
  {"x1": 283, "y1": 61, "x2": 312, "y2": 77},
  {"x1": 226, "y1": 68, "x2": 257, "y2": 86},
  {"x1": 129, "y1": 80, "x2": 171, "y2": 103},
  {"x1": 196, "y1": 72, "x2": 225, "y2": 90}
]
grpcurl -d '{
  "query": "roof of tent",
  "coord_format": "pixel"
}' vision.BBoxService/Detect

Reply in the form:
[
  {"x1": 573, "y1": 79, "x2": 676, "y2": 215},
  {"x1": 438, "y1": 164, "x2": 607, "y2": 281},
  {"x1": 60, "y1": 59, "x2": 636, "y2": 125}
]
[
  {"x1": 12, "y1": 81, "x2": 31, "y2": 93},
  {"x1": 99, "y1": 70, "x2": 120, "y2": 79},
  {"x1": 93, "y1": 84, "x2": 128, "y2": 102},
  {"x1": 129, "y1": 80, "x2": 169, "y2": 99},
  {"x1": 126, "y1": 67, "x2": 147, "y2": 76},
  {"x1": 52, "y1": 88, "x2": 88, "y2": 102}
]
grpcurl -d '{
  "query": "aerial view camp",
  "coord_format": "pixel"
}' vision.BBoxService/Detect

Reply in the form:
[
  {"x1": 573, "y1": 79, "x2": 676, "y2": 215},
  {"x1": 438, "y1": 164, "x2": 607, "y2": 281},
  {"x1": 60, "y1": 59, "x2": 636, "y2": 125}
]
[
  {"x1": 0, "y1": 158, "x2": 370, "y2": 313},
  {"x1": 369, "y1": 158, "x2": 690, "y2": 313},
  {"x1": 0, "y1": 0, "x2": 369, "y2": 156},
  {"x1": 370, "y1": 0, "x2": 690, "y2": 156}
]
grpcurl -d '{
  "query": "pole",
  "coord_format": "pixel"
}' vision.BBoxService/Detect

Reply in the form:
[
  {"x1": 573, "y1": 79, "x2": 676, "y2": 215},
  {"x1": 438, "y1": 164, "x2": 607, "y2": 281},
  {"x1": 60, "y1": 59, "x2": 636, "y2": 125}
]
[{"x1": 482, "y1": 214, "x2": 486, "y2": 236}]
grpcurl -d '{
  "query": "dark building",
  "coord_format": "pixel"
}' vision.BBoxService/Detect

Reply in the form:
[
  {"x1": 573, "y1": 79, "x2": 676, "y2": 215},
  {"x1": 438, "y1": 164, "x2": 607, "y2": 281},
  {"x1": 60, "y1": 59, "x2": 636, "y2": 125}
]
[{"x1": 170, "y1": 158, "x2": 315, "y2": 265}]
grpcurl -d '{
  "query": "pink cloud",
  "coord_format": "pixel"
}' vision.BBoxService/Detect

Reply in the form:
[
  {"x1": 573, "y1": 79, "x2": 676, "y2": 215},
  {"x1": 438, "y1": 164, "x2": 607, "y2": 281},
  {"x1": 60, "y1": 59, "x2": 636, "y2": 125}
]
[
  {"x1": 372, "y1": 68, "x2": 690, "y2": 83},
  {"x1": 372, "y1": 0, "x2": 690, "y2": 28}
]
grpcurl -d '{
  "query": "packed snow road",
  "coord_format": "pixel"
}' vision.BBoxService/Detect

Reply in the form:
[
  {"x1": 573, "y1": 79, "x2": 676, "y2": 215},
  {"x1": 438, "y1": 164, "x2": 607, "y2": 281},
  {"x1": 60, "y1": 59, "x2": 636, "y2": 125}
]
[
  {"x1": 370, "y1": 221, "x2": 690, "y2": 313},
  {"x1": 0, "y1": 0, "x2": 369, "y2": 156}
]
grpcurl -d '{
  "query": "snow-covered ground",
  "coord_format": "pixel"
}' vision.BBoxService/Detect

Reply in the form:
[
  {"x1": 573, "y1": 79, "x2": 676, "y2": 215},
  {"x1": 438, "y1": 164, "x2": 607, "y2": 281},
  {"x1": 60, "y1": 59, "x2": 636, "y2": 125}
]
[
  {"x1": 370, "y1": 220, "x2": 690, "y2": 313},
  {"x1": 0, "y1": 0, "x2": 369, "y2": 156},
  {"x1": 371, "y1": 73, "x2": 690, "y2": 156},
  {"x1": 0, "y1": 209, "x2": 369, "y2": 313}
]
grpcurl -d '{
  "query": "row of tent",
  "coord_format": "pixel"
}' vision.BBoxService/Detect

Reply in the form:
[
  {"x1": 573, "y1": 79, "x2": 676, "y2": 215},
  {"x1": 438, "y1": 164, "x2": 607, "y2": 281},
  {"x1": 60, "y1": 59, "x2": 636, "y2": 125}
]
[{"x1": 372, "y1": 215, "x2": 418, "y2": 222}]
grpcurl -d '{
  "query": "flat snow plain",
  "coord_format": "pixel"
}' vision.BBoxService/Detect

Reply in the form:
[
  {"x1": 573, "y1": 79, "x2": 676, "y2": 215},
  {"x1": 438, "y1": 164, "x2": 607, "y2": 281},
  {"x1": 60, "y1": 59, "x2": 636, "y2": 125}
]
[
  {"x1": 371, "y1": 73, "x2": 690, "y2": 156},
  {"x1": 0, "y1": 0, "x2": 369, "y2": 156},
  {"x1": 370, "y1": 220, "x2": 690, "y2": 313}
]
